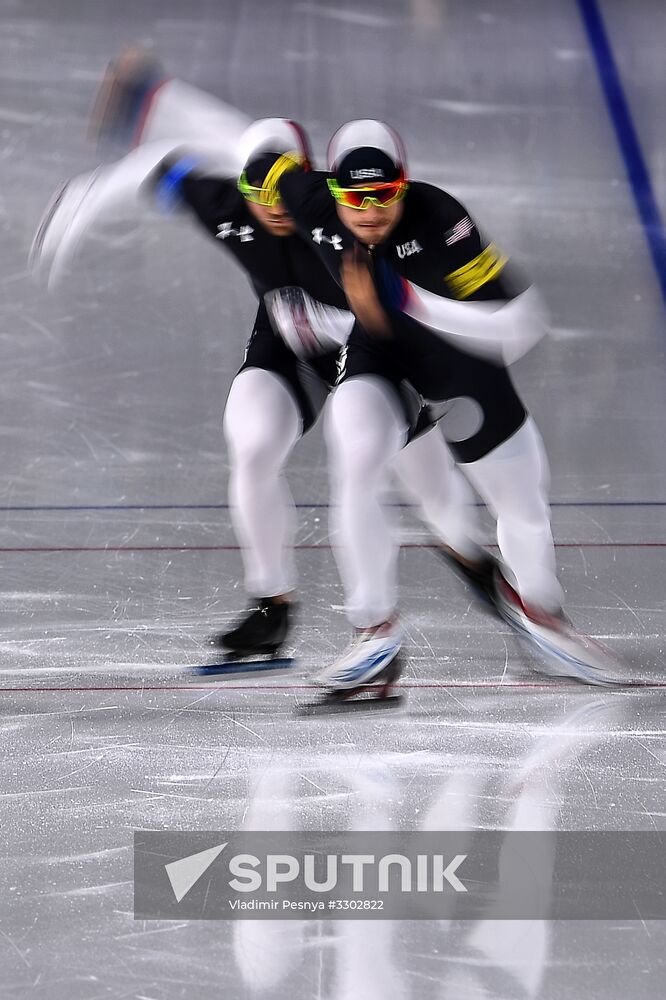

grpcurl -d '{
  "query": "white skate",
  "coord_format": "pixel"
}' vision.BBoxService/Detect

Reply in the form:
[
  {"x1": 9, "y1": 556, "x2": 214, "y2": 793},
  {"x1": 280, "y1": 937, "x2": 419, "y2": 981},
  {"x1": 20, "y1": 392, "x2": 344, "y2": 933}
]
[
  {"x1": 301, "y1": 620, "x2": 404, "y2": 713},
  {"x1": 494, "y1": 573, "x2": 628, "y2": 687}
]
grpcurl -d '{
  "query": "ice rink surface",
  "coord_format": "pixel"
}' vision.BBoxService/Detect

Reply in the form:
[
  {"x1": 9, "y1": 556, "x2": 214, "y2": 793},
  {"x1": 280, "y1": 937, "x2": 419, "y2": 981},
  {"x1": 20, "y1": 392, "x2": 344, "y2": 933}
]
[{"x1": 1, "y1": 0, "x2": 665, "y2": 996}]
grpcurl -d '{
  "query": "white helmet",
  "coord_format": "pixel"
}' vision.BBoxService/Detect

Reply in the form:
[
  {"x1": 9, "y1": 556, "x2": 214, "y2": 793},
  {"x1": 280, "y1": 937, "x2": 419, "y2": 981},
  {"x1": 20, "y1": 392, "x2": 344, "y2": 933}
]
[
  {"x1": 327, "y1": 119, "x2": 407, "y2": 180},
  {"x1": 238, "y1": 117, "x2": 312, "y2": 171}
]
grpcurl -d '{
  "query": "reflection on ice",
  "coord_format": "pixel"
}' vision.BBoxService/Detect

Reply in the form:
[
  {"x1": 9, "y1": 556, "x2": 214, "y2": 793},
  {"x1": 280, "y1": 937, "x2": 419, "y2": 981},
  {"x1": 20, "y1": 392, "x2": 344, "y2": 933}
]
[
  {"x1": 234, "y1": 766, "x2": 306, "y2": 992},
  {"x1": 229, "y1": 695, "x2": 629, "y2": 997}
]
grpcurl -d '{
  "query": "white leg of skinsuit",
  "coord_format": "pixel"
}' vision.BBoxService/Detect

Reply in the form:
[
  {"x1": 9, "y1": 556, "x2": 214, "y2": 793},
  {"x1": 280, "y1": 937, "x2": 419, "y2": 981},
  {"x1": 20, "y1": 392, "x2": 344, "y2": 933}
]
[
  {"x1": 391, "y1": 424, "x2": 481, "y2": 562},
  {"x1": 223, "y1": 368, "x2": 301, "y2": 599},
  {"x1": 325, "y1": 377, "x2": 407, "y2": 629},
  {"x1": 327, "y1": 378, "x2": 488, "y2": 628},
  {"x1": 327, "y1": 378, "x2": 563, "y2": 628},
  {"x1": 461, "y1": 417, "x2": 564, "y2": 613}
]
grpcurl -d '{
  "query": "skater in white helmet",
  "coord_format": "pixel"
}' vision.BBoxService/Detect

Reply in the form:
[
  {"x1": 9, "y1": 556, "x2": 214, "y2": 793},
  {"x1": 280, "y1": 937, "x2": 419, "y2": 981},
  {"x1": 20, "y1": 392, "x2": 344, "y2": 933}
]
[
  {"x1": 31, "y1": 57, "x2": 488, "y2": 673},
  {"x1": 273, "y1": 119, "x2": 627, "y2": 696}
]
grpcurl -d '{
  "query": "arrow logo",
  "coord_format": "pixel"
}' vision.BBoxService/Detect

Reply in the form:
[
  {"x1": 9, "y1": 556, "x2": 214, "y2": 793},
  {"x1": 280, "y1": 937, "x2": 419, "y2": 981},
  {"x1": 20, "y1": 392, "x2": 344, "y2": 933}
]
[{"x1": 165, "y1": 843, "x2": 227, "y2": 903}]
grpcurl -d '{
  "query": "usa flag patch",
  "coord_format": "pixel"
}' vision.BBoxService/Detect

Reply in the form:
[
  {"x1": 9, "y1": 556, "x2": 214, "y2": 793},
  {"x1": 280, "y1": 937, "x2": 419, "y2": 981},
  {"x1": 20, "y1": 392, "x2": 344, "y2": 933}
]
[{"x1": 445, "y1": 216, "x2": 474, "y2": 245}]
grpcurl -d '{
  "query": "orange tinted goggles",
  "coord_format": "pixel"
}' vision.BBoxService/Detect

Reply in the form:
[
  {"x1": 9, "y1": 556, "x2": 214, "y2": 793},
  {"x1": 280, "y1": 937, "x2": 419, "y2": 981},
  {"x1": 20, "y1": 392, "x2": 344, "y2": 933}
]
[{"x1": 327, "y1": 177, "x2": 408, "y2": 209}]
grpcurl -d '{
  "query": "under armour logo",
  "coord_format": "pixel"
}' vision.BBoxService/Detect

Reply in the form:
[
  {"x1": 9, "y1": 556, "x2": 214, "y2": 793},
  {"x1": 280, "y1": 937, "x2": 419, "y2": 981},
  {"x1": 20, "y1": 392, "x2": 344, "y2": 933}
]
[
  {"x1": 335, "y1": 344, "x2": 348, "y2": 384},
  {"x1": 217, "y1": 222, "x2": 255, "y2": 242},
  {"x1": 312, "y1": 228, "x2": 343, "y2": 251}
]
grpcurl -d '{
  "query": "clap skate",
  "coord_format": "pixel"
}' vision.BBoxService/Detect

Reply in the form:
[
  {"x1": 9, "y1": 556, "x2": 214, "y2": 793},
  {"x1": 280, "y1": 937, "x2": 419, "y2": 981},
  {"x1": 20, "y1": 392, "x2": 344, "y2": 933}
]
[
  {"x1": 298, "y1": 619, "x2": 405, "y2": 715},
  {"x1": 493, "y1": 571, "x2": 629, "y2": 687},
  {"x1": 89, "y1": 47, "x2": 165, "y2": 148},
  {"x1": 197, "y1": 598, "x2": 295, "y2": 677},
  {"x1": 435, "y1": 546, "x2": 499, "y2": 612}
]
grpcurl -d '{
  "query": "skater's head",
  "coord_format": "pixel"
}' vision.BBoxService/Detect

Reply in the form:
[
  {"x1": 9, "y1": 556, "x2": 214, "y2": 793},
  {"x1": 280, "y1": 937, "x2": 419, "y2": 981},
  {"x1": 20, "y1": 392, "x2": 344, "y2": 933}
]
[
  {"x1": 237, "y1": 118, "x2": 311, "y2": 236},
  {"x1": 327, "y1": 120, "x2": 408, "y2": 245}
]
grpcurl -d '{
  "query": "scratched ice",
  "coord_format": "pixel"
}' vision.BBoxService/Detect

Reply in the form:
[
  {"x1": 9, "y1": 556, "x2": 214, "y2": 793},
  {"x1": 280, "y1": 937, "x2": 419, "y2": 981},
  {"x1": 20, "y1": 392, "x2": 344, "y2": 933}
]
[{"x1": 1, "y1": 0, "x2": 665, "y2": 997}]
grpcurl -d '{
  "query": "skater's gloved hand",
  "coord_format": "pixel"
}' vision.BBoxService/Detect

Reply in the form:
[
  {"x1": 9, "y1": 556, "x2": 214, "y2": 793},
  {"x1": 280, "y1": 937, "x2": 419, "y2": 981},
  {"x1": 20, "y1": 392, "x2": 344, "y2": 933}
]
[
  {"x1": 341, "y1": 245, "x2": 391, "y2": 338},
  {"x1": 264, "y1": 287, "x2": 354, "y2": 358}
]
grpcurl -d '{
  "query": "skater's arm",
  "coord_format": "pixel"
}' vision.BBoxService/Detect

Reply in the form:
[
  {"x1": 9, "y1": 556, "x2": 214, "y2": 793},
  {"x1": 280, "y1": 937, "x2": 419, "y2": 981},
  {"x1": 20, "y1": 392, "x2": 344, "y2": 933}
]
[
  {"x1": 34, "y1": 52, "x2": 256, "y2": 288},
  {"x1": 340, "y1": 247, "x2": 391, "y2": 337},
  {"x1": 392, "y1": 279, "x2": 550, "y2": 365},
  {"x1": 30, "y1": 142, "x2": 181, "y2": 288},
  {"x1": 30, "y1": 141, "x2": 241, "y2": 288},
  {"x1": 148, "y1": 155, "x2": 241, "y2": 235},
  {"x1": 381, "y1": 188, "x2": 550, "y2": 364},
  {"x1": 264, "y1": 287, "x2": 354, "y2": 358}
]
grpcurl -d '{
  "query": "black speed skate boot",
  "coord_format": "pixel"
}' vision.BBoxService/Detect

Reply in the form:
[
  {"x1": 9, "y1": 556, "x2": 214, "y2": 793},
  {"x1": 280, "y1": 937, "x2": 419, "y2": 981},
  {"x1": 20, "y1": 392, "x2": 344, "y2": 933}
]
[
  {"x1": 213, "y1": 598, "x2": 293, "y2": 657},
  {"x1": 197, "y1": 599, "x2": 296, "y2": 677},
  {"x1": 436, "y1": 547, "x2": 499, "y2": 612}
]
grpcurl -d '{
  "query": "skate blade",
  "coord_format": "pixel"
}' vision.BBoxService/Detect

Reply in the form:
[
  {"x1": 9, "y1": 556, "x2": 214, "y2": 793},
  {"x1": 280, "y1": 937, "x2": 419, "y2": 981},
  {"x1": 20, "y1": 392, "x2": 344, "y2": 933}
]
[
  {"x1": 510, "y1": 628, "x2": 630, "y2": 688},
  {"x1": 296, "y1": 690, "x2": 405, "y2": 718},
  {"x1": 194, "y1": 656, "x2": 295, "y2": 678}
]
